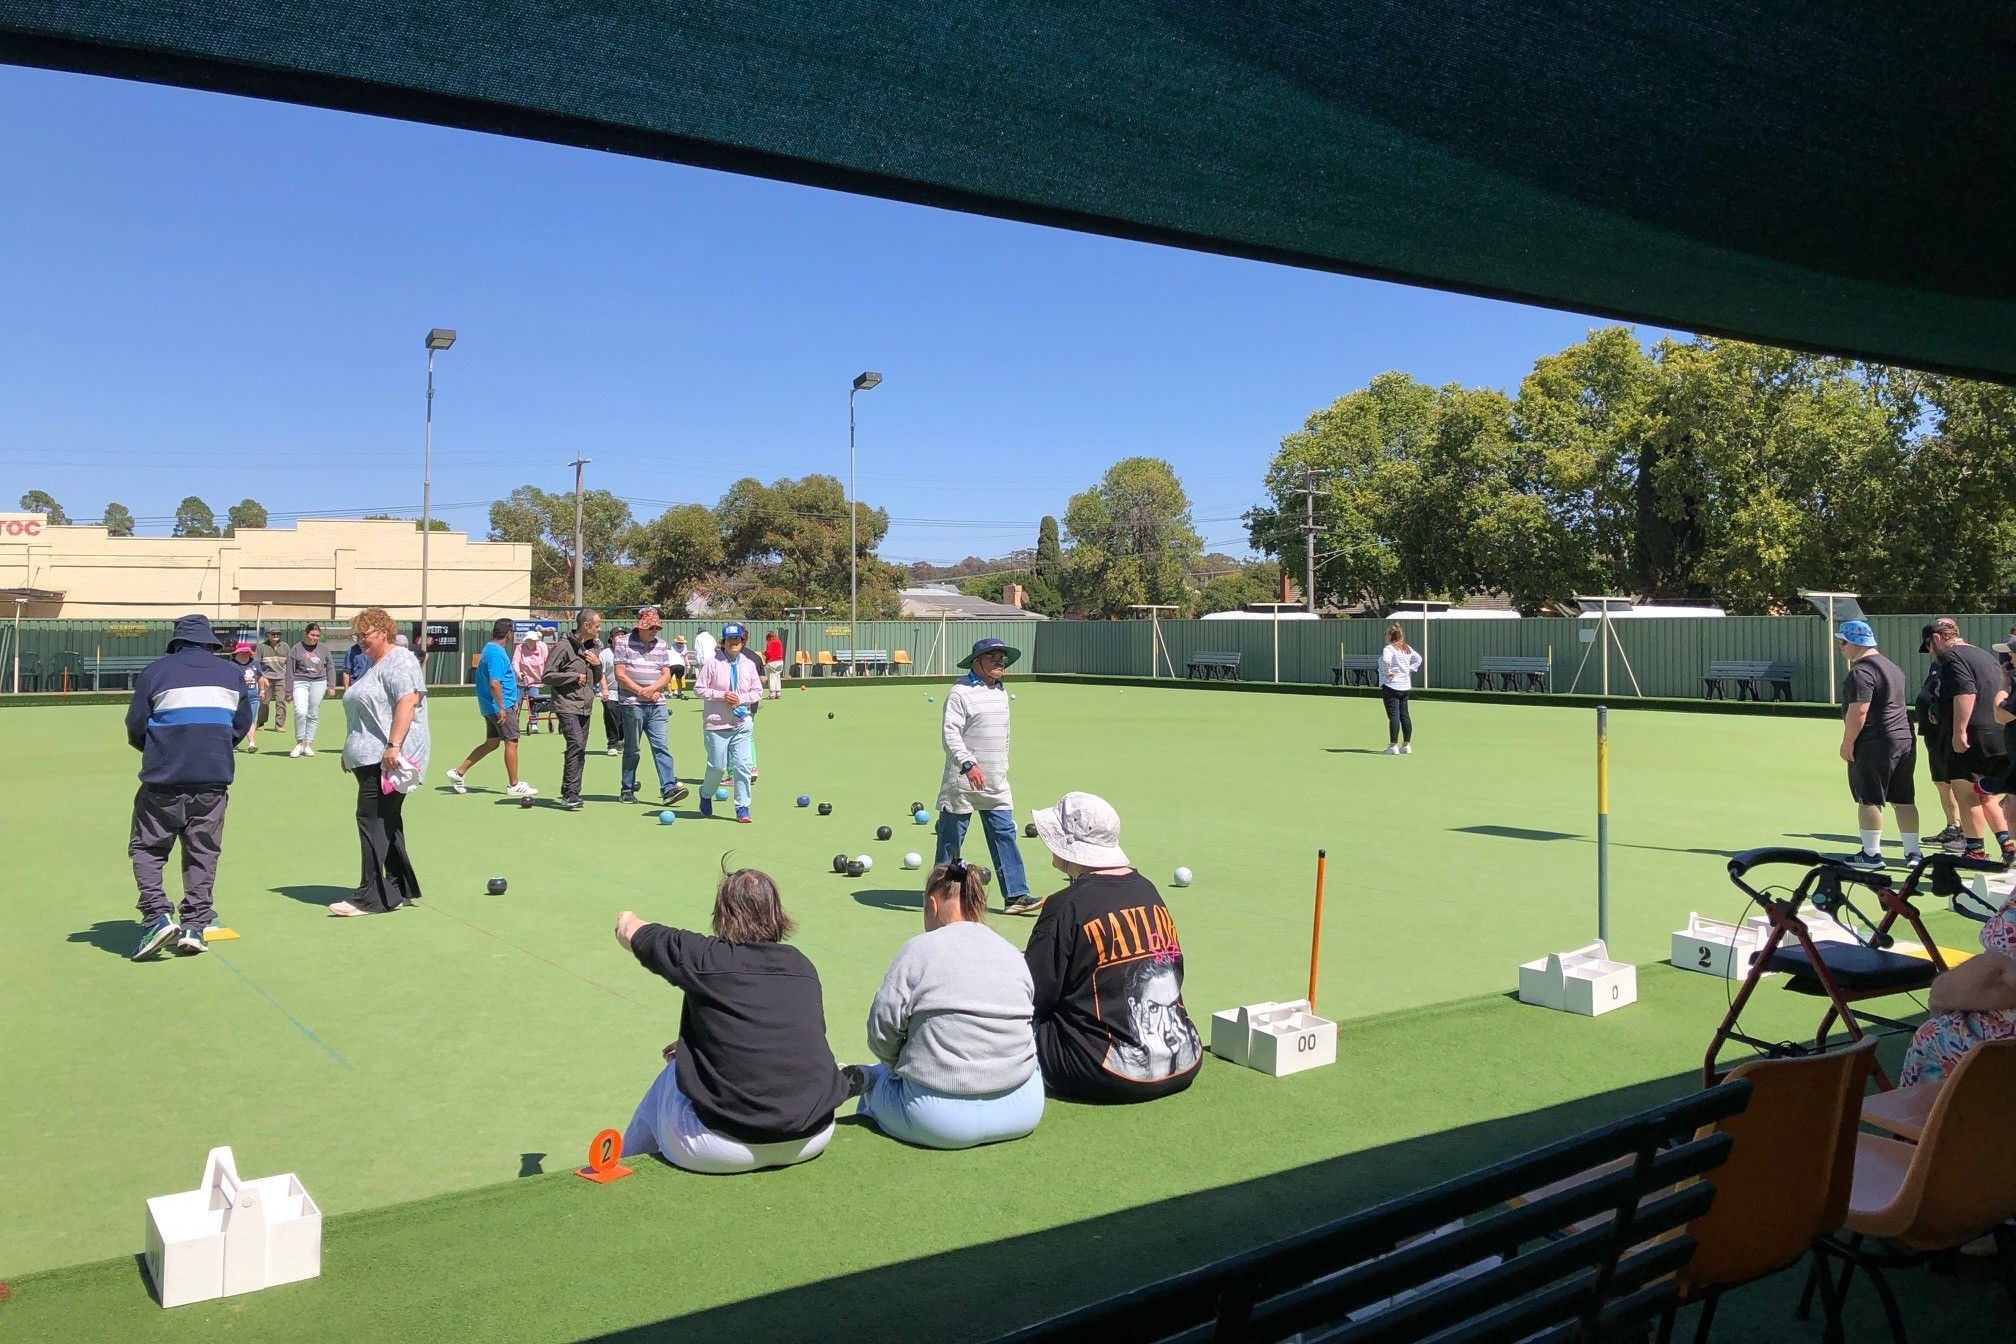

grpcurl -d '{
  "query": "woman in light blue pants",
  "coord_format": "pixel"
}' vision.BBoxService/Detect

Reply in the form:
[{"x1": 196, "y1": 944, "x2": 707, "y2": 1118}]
[{"x1": 843, "y1": 860, "x2": 1044, "y2": 1150}]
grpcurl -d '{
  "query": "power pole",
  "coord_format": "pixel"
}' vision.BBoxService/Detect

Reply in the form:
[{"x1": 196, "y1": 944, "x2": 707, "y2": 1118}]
[
  {"x1": 570, "y1": 456, "x2": 590, "y2": 609},
  {"x1": 1295, "y1": 466, "x2": 1330, "y2": 615}
]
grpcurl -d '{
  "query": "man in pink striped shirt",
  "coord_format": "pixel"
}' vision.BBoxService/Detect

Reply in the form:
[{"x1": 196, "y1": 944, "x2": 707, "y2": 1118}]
[{"x1": 693, "y1": 622, "x2": 763, "y2": 823}]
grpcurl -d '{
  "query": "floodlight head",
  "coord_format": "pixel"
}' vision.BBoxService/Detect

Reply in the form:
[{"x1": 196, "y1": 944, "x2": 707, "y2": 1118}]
[
  {"x1": 852, "y1": 371, "x2": 882, "y2": 392},
  {"x1": 426, "y1": 328, "x2": 457, "y2": 351}
]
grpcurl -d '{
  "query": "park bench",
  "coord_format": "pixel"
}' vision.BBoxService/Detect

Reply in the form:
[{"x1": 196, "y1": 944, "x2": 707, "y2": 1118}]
[
  {"x1": 995, "y1": 1077, "x2": 1750, "y2": 1344},
  {"x1": 1332, "y1": 654, "x2": 1380, "y2": 687},
  {"x1": 833, "y1": 649, "x2": 892, "y2": 675},
  {"x1": 1703, "y1": 660, "x2": 1794, "y2": 701},
  {"x1": 82, "y1": 654, "x2": 157, "y2": 691},
  {"x1": 1187, "y1": 651, "x2": 1243, "y2": 681},
  {"x1": 1476, "y1": 654, "x2": 1551, "y2": 692}
]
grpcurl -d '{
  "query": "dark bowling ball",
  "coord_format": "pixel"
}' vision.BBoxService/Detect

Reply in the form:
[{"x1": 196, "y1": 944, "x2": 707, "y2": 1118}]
[
  {"x1": 486, "y1": 877, "x2": 508, "y2": 895},
  {"x1": 818, "y1": 802, "x2": 832, "y2": 815},
  {"x1": 909, "y1": 801, "x2": 924, "y2": 815},
  {"x1": 1024, "y1": 822, "x2": 1038, "y2": 838},
  {"x1": 827, "y1": 712, "x2": 835, "y2": 719},
  {"x1": 846, "y1": 860, "x2": 866, "y2": 878},
  {"x1": 833, "y1": 853, "x2": 849, "y2": 874},
  {"x1": 876, "y1": 825, "x2": 892, "y2": 841},
  {"x1": 977, "y1": 867, "x2": 993, "y2": 887}
]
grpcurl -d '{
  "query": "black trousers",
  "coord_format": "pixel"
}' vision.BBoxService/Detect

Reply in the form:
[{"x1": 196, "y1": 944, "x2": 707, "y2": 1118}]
[
  {"x1": 130, "y1": 786, "x2": 227, "y2": 928},
  {"x1": 559, "y1": 710, "x2": 590, "y2": 802},
  {"x1": 1382, "y1": 688, "x2": 1414, "y2": 744},
  {"x1": 354, "y1": 763, "x2": 421, "y2": 913},
  {"x1": 600, "y1": 699, "x2": 623, "y2": 750}
]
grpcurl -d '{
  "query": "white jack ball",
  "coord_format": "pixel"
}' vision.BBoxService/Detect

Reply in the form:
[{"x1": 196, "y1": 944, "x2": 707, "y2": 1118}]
[
  {"x1": 1172, "y1": 866, "x2": 1193, "y2": 887},
  {"x1": 902, "y1": 852, "x2": 922, "y2": 870},
  {"x1": 855, "y1": 855, "x2": 874, "y2": 873}
]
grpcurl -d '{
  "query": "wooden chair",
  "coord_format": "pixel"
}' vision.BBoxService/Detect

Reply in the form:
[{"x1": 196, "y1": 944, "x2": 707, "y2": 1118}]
[
  {"x1": 1811, "y1": 1038, "x2": 2016, "y2": 1341},
  {"x1": 1519, "y1": 1039, "x2": 1876, "y2": 1343}
]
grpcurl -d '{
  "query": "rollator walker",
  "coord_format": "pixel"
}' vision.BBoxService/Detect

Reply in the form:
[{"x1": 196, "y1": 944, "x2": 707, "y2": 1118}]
[{"x1": 1703, "y1": 847, "x2": 2002, "y2": 1089}]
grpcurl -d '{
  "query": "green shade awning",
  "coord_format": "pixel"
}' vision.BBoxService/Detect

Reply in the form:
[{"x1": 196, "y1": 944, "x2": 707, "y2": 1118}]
[{"x1": 4, "y1": 2, "x2": 2012, "y2": 380}]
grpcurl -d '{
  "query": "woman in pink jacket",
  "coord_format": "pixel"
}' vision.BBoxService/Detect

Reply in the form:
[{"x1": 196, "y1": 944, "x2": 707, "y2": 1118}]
[
  {"x1": 512, "y1": 628, "x2": 550, "y2": 735},
  {"x1": 694, "y1": 622, "x2": 763, "y2": 822}
]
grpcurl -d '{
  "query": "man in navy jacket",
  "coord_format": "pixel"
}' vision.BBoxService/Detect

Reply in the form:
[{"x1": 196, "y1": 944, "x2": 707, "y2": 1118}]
[{"x1": 124, "y1": 614, "x2": 255, "y2": 959}]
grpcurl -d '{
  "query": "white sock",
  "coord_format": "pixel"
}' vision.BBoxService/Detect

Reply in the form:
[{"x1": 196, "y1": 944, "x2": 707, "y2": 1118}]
[
  {"x1": 1902, "y1": 831, "x2": 1921, "y2": 857},
  {"x1": 1859, "y1": 829, "x2": 1882, "y2": 855}
]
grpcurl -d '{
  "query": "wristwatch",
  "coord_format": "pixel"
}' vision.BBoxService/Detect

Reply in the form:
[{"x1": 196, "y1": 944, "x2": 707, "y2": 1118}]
[{"x1": 959, "y1": 759, "x2": 977, "y2": 773}]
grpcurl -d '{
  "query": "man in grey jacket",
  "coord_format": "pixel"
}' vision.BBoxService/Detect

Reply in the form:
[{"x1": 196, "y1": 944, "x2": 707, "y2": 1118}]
[
  {"x1": 543, "y1": 609, "x2": 603, "y2": 810},
  {"x1": 935, "y1": 637, "x2": 1032, "y2": 912}
]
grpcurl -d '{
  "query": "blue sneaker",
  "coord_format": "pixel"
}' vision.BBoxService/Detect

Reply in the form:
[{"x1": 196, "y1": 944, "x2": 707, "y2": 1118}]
[
  {"x1": 132, "y1": 915, "x2": 179, "y2": 961},
  {"x1": 736, "y1": 806, "x2": 751, "y2": 824},
  {"x1": 175, "y1": 925, "x2": 209, "y2": 955},
  {"x1": 699, "y1": 794, "x2": 714, "y2": 819}
]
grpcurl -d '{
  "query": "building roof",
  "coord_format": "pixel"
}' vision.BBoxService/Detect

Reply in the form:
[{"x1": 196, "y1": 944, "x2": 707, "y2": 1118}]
[
  {"x1": 899, "y1": 587, "x2": 1047, "y2": 620},
  {"x1": 7, "y1": 7, "x2": 2011, "y2": 380}
]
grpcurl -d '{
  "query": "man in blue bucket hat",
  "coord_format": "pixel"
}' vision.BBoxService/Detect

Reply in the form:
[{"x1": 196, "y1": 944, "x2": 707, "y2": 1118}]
[
  {"x1": 936, "y1": 637, "x2": 1032, "y2": 912},
  {"x1": 1836, "y1": 619, "x2": 1921, "y2": 870}
]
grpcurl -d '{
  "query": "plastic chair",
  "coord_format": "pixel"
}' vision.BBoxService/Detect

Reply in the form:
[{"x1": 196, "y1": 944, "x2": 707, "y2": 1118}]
[
  {"x1": 816, "y1": 650, "x2": 836, "y2": 677},
  {"x1": 1811, "y1": 1038, "x2": 2016, "y2": 1341},
  {"x1": 793, "y1": 650, "x2": 811, "y2": 679},
  {"x1": 892, "y1": 649, "x2": 911, "y2": 674}
]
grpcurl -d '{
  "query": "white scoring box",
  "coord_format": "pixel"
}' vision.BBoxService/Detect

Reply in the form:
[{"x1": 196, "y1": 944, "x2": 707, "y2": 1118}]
[
  {"x1": 145, "y1": 1146, "x2": 321, "y2": 1309},
  {"x1": 1210, "y1": 999, "x2": 1338, "y2": 1076},
  {"x1": 1670, "y1": 912, "x2": 1772, "y2": 978},
  {"x1": 1518, "y1": 940, "x2": 1637, "y2": 1017}
]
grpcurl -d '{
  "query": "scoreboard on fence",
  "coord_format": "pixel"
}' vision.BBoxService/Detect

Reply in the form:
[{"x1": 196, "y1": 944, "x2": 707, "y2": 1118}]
[{"x1": 411, "y1": 622, "x2": 459, "y2": 654}]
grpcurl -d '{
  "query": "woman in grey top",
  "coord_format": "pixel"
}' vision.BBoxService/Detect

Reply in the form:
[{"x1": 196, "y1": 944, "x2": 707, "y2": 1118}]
[
  {"x1": 331, "y1": 607, "x2": 429, "y2": 917},
  {"x1": 286, "y1": 622, "x2": 337, "y2": 757},
  {"x1": 841, "y1": 859, "x2": 1044, "y2": 1149}
]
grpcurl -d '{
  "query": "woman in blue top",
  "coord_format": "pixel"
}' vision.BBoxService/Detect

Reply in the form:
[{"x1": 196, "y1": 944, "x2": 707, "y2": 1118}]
[{"x1": 230, "y1": 641, "x2": 263, "y2": 752}]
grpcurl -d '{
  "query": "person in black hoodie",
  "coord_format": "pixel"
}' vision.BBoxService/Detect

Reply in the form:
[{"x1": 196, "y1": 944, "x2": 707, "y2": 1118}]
[
  {"x1": 124, "y1": 614, "x2": 255, "y2": 960},
  {"x1": 615, "y1": 869, "x2": 848, "y2": 1173}
]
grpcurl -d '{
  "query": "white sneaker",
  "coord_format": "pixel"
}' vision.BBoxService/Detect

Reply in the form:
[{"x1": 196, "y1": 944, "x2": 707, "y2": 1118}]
[
  {"x1": 1382, "y1": 745, "x2": 1400, "y2": 755},
  {"x1": 1401, "y1": 744, "x2": 1413, "y2": 754},
  {"x1": 446, "y1": 768, "x2": 467, "y2": 794},
  {"x1": 507, "y1": 781, "x2": 538, "y2": 798},
  {"x1": 606, "y1": 747, "x2": 619, "y2": 757},
  {"x1": 289, "y1": 743, "x2": 304, "y2": 758},
  {"x1": 303, "y1": 745, "x2": 315, "y2": 757}
]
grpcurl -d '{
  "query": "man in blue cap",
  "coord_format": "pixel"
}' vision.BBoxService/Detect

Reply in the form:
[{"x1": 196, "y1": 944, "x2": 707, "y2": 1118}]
[
  {"x1": 124, "y1": 614, "x2": 256, "y2": 959},
  {"x1": 1837, "y1": 620, "x2": 1921, "y2": 869},
  {"x1": 937, "y1": 637, "x2": 1032, "y2": 912}
]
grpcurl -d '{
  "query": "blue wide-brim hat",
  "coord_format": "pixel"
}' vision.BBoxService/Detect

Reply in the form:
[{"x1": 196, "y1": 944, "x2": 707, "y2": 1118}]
[
  {"x1": 167, "y1": 613, "x2": 223, "y2": 651},
  {"x1": 958, "y1": 637, "x2": 1022, "y2": 670}
]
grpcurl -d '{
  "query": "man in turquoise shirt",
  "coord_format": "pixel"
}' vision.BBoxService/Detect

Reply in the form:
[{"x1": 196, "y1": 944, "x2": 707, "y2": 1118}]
[{"x1": 446, "y1": 617, "x2": 537, "y2": 798}]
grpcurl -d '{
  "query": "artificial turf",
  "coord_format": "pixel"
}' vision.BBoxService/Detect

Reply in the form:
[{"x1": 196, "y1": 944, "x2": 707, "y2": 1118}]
[{"x1": 0, "y1": 681, "x2": 2002, "y2": 1339}]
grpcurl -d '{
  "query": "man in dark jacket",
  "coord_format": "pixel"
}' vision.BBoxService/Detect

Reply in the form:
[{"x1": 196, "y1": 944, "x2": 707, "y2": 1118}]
[
  {"x1": 124, "y1": 614, "x2": 255, "y2": 959},
  {"x1": 543, "y1": 609, "x2": 603, "y2": 811}
]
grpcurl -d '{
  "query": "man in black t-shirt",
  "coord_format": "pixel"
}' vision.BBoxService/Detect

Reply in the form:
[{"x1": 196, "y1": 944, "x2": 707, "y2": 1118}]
[
  {"x1": 1925, "y1": 618, "x2": 2012, "y2": 864},
  {"x1": 1836, "y1": 622, "x2": 1919, "y2": 869},
  {"x1": 1913, "y1": 660, "x2": 1966, "y2": 853}
]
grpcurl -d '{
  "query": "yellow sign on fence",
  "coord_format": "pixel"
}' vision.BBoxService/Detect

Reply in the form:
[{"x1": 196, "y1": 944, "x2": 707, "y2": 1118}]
[{"x1": 106, "y1": 624, "x2": 151, "y2": 637}]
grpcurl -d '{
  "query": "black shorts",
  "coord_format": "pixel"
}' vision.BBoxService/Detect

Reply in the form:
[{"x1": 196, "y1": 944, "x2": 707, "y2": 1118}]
[
  {"x1": 485, "y1": 711, "x2": 521, "y2": 742},
  {"x1": 1848, "y1": 742, "x2": 1916, "y2": 807},
  {"x1": 1923, "y1": 734, "x2": 1954, "y2": 784},
  {"x1": 1954, "y1": 736, "x2": 2008, "y2": 784}
]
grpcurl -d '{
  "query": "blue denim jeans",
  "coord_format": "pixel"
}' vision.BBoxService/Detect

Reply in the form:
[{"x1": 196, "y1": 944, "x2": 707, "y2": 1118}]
[
  {"x1": 701, "y1": 724, "x2": 754, "y2": 808},
  {"x1": 622, "y1": 701, "x2": 676, "y2": 795},
  {"x1": 935, "y1": 807, "x2": 1028, "y2": 899},
  {"x1": 855, "y1": 1065, "x2": 1043, "y2": 1150}
]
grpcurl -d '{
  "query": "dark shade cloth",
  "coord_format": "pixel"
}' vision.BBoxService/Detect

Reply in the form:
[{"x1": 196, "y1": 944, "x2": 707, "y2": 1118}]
[
  {"x1": 130, "y1": 786, "x2": 227, "y2": 929},
  {"x1": 628, "y1": 924, "x2": 849, "y2": 1143},
  {"x1": 4, "y1": 7, "x2": 2013, "y2": 381},
  {"x1": 1025, "y1": 870, "x2": 1203, "y2": 1104},
  {"x1": 351, "y1": 763, "x2": 420, "y2": 912}
]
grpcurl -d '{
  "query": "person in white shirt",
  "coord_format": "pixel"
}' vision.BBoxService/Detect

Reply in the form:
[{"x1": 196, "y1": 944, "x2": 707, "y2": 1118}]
[
  {"x1": 1378, "y1": 624, "x2": 1423, "y2": 754},
  {"x1": 692, "y1": 628, "x2": 716, "y2": 668}
]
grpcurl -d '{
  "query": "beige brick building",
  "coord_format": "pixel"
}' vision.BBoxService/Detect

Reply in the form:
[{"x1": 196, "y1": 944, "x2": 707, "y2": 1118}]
[{"x1": 0, "y1": 514, "x2": 530, "y2": 621}]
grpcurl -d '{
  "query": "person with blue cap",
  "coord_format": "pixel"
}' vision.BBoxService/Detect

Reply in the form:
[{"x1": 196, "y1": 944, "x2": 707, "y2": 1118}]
[
  {"x1": 123, "y1": 614, "x2": 256, "y2": 959},
  {"x1": 694, "y1": 622, "x2": 763, "y2": 822},
  {"x1": 1837, "y1": 620, "x2": 1921, "y2": 869},
  {"x1": 936, "y1": 637, "x2": 1033, "y2": 913}
]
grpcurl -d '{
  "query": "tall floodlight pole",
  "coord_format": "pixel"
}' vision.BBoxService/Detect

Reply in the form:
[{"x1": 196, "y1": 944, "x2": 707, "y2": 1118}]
[
  {"x1": 570, "y1": 456, "x2": 591, "y2": 608},
  {"x1": 421, "y1": 328, "x2": 456, "y2": 665},
  {"x1": 849, "y1": 371, "x2": 882, "y2": 674}
]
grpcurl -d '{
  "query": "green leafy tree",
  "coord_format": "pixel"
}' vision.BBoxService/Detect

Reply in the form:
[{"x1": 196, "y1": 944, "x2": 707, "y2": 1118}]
[
  {"x1": 224, "y1": 498, "x2": 268, "y2": 536},
  {"x1": 487, "y1": 485, "x2": 635, "y2": 604},
  {"x1": 713, "y1": 475, "x2": 902, "y2": 619},
  {"x1": 364, "y1": 514, "x2": 450, "y2": 531},
  {"x1": 172, "y1": 496, "x2": 219, "y2": 538},
  {"x1": 100, "y1": 502, "x2": 136, "y2": 537},
  {"x1": 1060, "y1": 458, "x2": 1201, "y2": 617},
  {"x1": 1035, "y1": 515, "x2": 1063, "y2": 576},
  {"x1": 628, "y1": 504, "x2": 726, "y2": 616},
  {"x1": 18, "y1": 491, "x2": 69, "y2": 525},
  {"x1": 1195, "y1": 562, "x2": 1285, "y2": 615}
]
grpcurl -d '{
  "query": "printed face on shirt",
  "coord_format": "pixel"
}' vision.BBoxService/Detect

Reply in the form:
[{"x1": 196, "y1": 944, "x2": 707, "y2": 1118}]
[{"x1": 1102, "y1": 960, "x2": 1201, "y2": 1082}]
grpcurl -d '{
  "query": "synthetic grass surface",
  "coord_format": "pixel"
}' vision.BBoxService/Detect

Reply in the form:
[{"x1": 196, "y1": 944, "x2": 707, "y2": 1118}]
[{"x1": 0, "y1": 682, "x2": 1997, "y2": 1338}]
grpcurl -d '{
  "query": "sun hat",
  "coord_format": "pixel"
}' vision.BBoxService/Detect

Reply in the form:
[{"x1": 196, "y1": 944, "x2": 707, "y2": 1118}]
[
  {"x1": 957, "y1": 636, "x2": 1023, "y2": 670},
  {"x1": 1031, "y1": 792, "x2": 1130, "y2": 869},
  {"x1": 523, "y1": 627, "x2": 542, "y2": 642},
  {"x1": 1837, "y1": 620, "x2": 1877, "y2": 648},
  {"x1": 167, "y1": 614, "x2": 224, "y2": 652},
  {"x1": 232, "y1": 640, "x2": 254, "y2": 655}
]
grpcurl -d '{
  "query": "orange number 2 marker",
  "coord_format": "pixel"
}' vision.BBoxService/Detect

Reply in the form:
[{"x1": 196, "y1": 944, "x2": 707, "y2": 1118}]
[{"x1": 576, "y1": 1127, "x2": 633, "y2": 1184}]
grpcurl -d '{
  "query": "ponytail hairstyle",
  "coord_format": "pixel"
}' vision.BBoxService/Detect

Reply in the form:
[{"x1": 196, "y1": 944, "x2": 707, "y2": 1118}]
[
  {"x1": 1386, "y1": 623, "x2": 1414, "y2": 656},
  {"x1": 925, "y1": 860, "x2": 990, "y2": 924}
]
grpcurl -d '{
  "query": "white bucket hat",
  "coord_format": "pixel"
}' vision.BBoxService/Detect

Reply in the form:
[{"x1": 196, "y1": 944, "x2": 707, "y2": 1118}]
[{"x1": 1031, "y1": 792, "x2": 1129, "y2": 869}]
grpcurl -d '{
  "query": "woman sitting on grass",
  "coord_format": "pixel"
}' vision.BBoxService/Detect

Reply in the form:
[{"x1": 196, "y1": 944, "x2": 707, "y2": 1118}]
[
  {"x1": 842, "y1": 860, "x2": 1044, "y2": 1149},
  {"x1": 615, "y1": 870, "x2": 849, "y2": 1174}
]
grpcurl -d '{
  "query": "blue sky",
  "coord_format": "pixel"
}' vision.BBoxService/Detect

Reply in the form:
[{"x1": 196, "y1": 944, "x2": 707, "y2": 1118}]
[{"x1": 1, "y1": 65, "x2": 1677, "y2": 566}]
